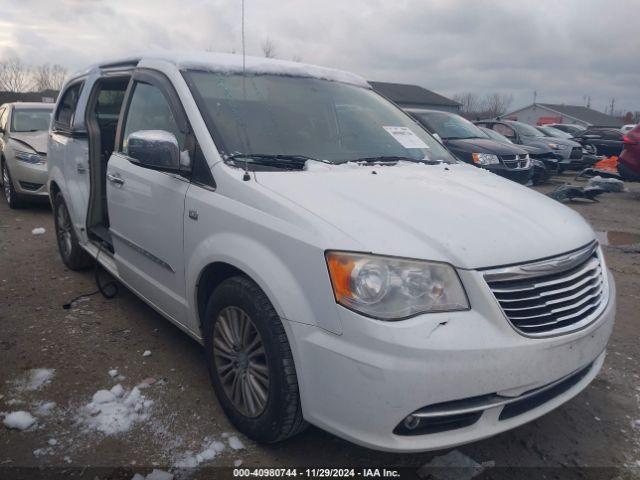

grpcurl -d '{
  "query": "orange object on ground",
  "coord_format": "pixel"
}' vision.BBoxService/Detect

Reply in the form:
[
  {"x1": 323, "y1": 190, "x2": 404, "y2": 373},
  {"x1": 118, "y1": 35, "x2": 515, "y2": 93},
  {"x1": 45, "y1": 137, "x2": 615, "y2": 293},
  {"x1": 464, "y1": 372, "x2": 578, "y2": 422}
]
[{"x1": 593, "y1": 156, "x2": 619, "y2": 173}]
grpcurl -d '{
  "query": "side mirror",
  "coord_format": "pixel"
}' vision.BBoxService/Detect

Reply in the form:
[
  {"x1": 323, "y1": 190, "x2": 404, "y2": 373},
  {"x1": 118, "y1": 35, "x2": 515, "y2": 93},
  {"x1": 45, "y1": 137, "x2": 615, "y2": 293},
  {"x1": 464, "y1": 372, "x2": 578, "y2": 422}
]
[{"x1": 125, "y1": 130, "x2": 190, "y2": 172}]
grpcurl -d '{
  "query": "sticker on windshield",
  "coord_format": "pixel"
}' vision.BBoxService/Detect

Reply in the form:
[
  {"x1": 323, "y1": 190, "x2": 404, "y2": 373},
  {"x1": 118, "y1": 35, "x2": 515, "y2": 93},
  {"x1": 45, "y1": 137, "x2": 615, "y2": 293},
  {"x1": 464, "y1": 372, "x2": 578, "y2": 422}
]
[{"x1": 383, "y1": 126, "x2": 429, "y2": 149}]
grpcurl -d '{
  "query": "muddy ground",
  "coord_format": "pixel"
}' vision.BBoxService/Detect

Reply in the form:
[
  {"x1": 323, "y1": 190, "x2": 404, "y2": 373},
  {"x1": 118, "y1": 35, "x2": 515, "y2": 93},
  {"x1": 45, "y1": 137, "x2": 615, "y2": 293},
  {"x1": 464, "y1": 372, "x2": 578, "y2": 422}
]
[{"x1": 1, "y1": 174, "x2": 639, "y2": 480}]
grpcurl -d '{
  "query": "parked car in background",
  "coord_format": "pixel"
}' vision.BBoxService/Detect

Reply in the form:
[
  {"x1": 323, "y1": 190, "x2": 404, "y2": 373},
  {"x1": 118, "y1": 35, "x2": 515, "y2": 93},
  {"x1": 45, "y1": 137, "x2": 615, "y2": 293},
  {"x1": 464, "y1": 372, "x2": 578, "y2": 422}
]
[
  {"x1": 0, "y1": 102, "x2": 54, "y2": 208},
  {"x1": 546, "y1": 123, "x2": 587, "y2": 136},
  {"x1": 475, "y1": 119, "x2": 583, "y2": 172},
  {"x1": 535, "y1": 125, "x2": 601, "y2": 169},
  {"x1": 407, "y1": 109, "x2": 532, "y2": 184},
  {"x1": 619, "y1": 124, "x2": 640, "y2": 181},
  {"x1": 621, "y1": 124, "x2": 636, "y2": 134},
  {"x1": 572, "y1": 127, "x2": 625, "y2": 157},
  {"x1": 48, "y1": 52, "x2": 615, "y2": 453},
  {"x1": 479, "y1": 126, "x2": 557, "y2": 183}
]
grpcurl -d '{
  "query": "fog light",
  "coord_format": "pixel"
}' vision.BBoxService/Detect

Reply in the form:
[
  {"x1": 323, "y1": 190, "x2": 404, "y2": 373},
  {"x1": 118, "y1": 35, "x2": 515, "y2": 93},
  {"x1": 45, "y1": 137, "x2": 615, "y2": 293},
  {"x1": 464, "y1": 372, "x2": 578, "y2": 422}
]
[{"x1": 403, "y1": 414, "x2": 420, "y2": 430}]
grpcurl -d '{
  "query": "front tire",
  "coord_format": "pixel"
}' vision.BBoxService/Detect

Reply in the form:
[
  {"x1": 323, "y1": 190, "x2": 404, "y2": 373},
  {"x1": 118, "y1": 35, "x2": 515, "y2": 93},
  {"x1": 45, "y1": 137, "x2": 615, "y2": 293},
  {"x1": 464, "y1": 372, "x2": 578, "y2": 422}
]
[
  {"x1": 204, "y1": 276, "x2": 307, "y2": 443},
  {"x1": 53, "y1": 192, "x2": 93, "y2": 270},
  {"x1": 2, "y1": 160, "x2": 25, "y2": 209}
]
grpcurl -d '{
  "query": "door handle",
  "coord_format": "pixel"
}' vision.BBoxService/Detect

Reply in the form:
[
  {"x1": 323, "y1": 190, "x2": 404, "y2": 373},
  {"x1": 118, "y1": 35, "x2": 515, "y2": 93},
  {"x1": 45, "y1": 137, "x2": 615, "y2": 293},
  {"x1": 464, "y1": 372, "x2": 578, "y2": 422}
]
[{"x1": 107, "y1": 173, "x2": 124, "y2": 186}]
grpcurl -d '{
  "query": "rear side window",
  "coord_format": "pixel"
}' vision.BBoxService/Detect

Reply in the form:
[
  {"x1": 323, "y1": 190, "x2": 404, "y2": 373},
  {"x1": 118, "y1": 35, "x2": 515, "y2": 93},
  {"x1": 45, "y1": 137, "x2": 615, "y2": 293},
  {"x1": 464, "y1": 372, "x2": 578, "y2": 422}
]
[
  {"x1": 121, "y1": 82, "x2": 185, "y2": 153},
  {"x1": 55, "y1": 82, "x2": 83, "y2": 131}
]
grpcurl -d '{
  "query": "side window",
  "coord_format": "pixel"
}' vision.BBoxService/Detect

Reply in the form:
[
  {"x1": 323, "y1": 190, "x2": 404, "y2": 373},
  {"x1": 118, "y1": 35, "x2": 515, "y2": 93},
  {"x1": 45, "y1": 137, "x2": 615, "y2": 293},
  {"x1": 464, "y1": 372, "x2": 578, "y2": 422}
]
[
  {"x1": 493, "y1": 123, "x2": 515, "y2": 138},
  {"x1": 121, "y1": 82, "x2": 185, "y2": 154},
  {"x1": 55, "y1": 83, "x2": 83, "y2": 130}
]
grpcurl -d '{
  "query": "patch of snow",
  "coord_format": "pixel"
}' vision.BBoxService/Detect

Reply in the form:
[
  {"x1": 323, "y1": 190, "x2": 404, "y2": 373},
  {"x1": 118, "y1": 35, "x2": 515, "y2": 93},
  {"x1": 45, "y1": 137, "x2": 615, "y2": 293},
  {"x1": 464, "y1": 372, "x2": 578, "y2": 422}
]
[
  {"x1": 417, "y1": 450, "x2": 485, "y2": 480},
  {"x1": 76, "y1": 385, "x2": 153, "y2": 435},
  {"x1": 33, "y1": 447, "x2": 54, "y2": 457},
  {"x1": 64, "y1": 456, "x2": 72, "y2": 464},
  {"x1": 145, "y1": 470, "x2": 174, "y2": 480},
  {"x1": 18, "y1": 368, "x2": 55, "y2": 391},
  {"x1": 234, "y1": 459, "x2": 243, "y2": 467},
  {"x1": 48, "y1": 438, "x2": 57, "y2": 446},
  {"x1": 227, "y1": 435, "x2": 245, "y2": 450},
  {"x1": 35, "y1": 401, "x2": 56, "y2": 416},
  {"x1": 31, "y1": 227, "x2": 46, "y2": 235},
  {"x1": 109, "y1": 369, "x2": 118, "y2": 378},
  {"x1": 174, "y1": 439, "x2": 226, "y2": 468},
  {"x1": 142, "y1": 350, "x2": 151, "y2": 357},
  {"x1": 3, "y1": 411, "x2": 36, "y2": 430}
]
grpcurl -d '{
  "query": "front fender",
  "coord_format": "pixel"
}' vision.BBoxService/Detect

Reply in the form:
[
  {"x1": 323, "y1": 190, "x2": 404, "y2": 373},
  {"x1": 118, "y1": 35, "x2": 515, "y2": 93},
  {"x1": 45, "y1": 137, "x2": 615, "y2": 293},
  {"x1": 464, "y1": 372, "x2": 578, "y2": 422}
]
[{"x1": 186, "y1": 231, "x2": 342, "y2": 337}]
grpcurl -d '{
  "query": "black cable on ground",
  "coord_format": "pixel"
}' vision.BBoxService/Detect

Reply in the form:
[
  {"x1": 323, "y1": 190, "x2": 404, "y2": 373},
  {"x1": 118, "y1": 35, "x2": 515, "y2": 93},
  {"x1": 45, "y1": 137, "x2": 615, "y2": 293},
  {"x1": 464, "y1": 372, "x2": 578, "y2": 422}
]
[{"x1": 62, "y1": 242, "x2": 119, "y2": 310}]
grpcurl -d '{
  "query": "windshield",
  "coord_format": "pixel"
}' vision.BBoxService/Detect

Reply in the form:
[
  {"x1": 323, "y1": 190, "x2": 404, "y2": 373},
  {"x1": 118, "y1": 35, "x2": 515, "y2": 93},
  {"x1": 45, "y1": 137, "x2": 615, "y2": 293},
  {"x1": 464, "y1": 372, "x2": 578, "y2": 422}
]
[
  {"x1": 184, "y1": 71, "x2": 456, "y2": 165},
  {"x1": 11, "y1": 108, "x2": 52, "y2": 132},
  {"x1": 539, "y1": 126, "x2": 572, "y2": 138},
  {"x1": 480, "y1": 126, "x2": 513, "y2": 144},
  {"x1": 412, "y1": 111, "x2": 487, "y2": 140},
  {"x1": 509, "y1": 121, "x2": 545, "y2": 138}
]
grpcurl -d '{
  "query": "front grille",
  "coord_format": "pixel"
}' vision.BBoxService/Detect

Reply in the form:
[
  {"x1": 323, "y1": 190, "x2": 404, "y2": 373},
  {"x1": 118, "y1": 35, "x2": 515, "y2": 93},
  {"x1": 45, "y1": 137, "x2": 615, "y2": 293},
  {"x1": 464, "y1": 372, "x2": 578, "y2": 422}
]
[
  {"x1": 483, "y1": 243, "x2": 607, "y2": 336},
  {"x1": 570, "y1": 147, "x2": 583, "y2": 159},
  {"x1": 500, "y1": 154, "x2": 529, "y2": 170}
]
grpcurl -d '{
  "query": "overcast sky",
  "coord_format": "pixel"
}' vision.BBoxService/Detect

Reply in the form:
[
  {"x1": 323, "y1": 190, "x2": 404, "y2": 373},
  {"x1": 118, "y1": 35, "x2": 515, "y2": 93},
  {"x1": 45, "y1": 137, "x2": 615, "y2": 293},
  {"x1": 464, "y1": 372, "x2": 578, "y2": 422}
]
[{"x1": 0, "y1": 0, "x2": 638, "y2": 114}]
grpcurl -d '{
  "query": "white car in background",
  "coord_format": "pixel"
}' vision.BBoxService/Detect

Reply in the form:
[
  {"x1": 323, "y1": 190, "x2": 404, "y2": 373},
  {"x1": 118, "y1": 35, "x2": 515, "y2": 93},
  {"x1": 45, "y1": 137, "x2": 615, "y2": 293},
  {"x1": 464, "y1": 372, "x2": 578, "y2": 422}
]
[
  {"x1": 47, "y1": 52, "x2": 615, "y2": 452},
  {"x1": 0, "y1": 102, "x2": 54, "y2": 208},
  {"x1": 621, "y1": 124, "x2": 637, "y2": 134}
]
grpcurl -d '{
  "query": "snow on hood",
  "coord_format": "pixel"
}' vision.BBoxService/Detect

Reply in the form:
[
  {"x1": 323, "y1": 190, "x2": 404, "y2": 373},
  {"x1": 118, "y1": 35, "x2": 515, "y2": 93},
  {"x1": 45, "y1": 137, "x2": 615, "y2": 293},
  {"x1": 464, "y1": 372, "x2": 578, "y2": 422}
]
[
  {"x1": 255, "y1": 162, "x2": 595, "y2": 269},
  {"x1": 10, "y1": 131, "x2": 49, "y2": 154}
]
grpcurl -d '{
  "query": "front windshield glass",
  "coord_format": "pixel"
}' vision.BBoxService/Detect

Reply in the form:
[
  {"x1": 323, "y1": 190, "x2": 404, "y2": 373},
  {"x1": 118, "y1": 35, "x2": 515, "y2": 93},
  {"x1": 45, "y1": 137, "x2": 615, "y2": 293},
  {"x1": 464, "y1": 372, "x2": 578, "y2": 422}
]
[
  {"x1": 412, "y1": 111, "x2": 487, "y2": 140},
  {"x1": 510, "y1": 121, "x2": 545, "y2": 138},
  {"x1": 184, "y1": 71, "x2": 456, "y2": 165},
  {"x1": 11, "y1": 108, "x2": 52, "y2": 132},
  {"x1": 481, "y1": 126, "x2": 512, "y2": 144},
  {"x1": 540, "y1": 126, "x2": 572, "y2": 138}
]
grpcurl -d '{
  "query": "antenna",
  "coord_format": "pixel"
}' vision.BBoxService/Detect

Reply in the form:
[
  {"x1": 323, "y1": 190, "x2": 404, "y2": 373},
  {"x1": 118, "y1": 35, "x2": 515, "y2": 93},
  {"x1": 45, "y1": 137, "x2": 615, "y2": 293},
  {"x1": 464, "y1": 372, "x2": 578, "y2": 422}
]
[{"x1": 241, "y1": 0, "x2": 246, "y2": 75}]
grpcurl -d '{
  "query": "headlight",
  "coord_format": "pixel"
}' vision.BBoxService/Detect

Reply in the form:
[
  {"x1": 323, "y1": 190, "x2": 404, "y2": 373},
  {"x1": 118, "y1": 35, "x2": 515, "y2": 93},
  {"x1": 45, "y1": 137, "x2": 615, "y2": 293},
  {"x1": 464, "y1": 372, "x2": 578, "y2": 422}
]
[
  {"x1": 471, "y1": 153, "x2": 499, "y2": 165},
  {"x1": 548, "y1": 143, "x2": 567, "y2": 150},
  {"x1": 325, "y1": 252, "x2": 469, "y2": 320},
  {"x1": 15, "y1": 150, "x2": 44, "y2": 164}
]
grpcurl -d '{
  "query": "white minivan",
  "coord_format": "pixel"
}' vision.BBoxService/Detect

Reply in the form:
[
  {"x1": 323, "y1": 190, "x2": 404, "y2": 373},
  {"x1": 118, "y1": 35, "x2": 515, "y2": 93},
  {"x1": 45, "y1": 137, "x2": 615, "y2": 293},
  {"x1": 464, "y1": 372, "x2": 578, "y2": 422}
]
[{"x1": 47, "y1": 52, "x2": 615, "y2": 452}]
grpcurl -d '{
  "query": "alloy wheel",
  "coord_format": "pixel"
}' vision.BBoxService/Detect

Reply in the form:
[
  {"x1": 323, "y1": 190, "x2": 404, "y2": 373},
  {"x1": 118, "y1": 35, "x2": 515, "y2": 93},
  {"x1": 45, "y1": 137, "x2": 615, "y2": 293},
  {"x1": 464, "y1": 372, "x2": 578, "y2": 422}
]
[
  {"x1": 2, "y1": 164, "x2": 10, "y2": 203},
  {"x1": 213, "y1": 306, "x2": 270, "y2": 417},
  {"x1": 56, "y1": 203, "x2": 73, "y2": 259}
]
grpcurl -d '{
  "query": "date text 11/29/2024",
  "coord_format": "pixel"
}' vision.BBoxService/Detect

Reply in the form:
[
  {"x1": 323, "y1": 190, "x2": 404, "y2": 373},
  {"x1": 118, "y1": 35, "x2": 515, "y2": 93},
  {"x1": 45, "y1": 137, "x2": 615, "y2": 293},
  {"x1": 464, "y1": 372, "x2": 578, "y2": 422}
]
[{"x1": 233, "y1": 468, "x2": 401, "y2": 478}]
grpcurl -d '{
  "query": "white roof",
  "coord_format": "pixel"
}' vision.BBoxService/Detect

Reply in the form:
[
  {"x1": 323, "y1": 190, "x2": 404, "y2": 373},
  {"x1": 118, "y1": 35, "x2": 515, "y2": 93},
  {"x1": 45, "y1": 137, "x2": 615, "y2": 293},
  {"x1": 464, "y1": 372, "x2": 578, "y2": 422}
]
[{"x1": 76, "y1": 50, "x2": 370, "y2": 89}]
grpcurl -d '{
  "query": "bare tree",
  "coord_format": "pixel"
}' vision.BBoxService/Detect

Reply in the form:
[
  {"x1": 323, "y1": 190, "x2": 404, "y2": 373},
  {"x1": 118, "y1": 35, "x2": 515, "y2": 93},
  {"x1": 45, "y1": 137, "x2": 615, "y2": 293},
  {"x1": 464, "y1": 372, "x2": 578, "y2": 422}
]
[
  {"x1": 261, "y1": 37, "x2": 277, "y2": 58},
  {"x1": 453, "y1": 92, "x2": 482, "y2": 115},
  {"x1": 0, "y1": 57, "x2": 32, "y2": 92},
  {"x1": 291, "y1": 55, "x2": 303, "y2": 63},
  {"x1": 32, "y1": 63, "x2": 67, "y2": 91},
  {"x1": 482, "y1": 93, "x2": 513, "y2": 118}
]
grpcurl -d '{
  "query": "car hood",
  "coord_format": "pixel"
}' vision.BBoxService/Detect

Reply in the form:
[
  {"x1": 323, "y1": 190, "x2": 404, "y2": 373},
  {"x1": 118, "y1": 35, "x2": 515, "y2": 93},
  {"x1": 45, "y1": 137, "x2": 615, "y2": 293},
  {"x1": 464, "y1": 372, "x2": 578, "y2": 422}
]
[
  {"x1": 444, "y1": 137, "x2": 527, "y2": 155},
  {"x1": 10, "y1": 131, "x2": 49, "y2": 154},
  {"x1": 255, "y1": 162, "x2": 595, "y2": 269}
]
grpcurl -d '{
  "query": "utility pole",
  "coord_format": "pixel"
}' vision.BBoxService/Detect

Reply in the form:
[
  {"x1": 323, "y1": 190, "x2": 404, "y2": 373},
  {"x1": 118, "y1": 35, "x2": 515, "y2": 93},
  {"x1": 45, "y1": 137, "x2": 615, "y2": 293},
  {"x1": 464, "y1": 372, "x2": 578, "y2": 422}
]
[
  {"x1": 587, "y1": 96, "x2": 591, "y2": 108},
  {"x1": 533, "y1": 90, "x2": 537, "y2": 104},
  {"x1": 609, "y1": 98, "x2": 615, "y2": 116}
]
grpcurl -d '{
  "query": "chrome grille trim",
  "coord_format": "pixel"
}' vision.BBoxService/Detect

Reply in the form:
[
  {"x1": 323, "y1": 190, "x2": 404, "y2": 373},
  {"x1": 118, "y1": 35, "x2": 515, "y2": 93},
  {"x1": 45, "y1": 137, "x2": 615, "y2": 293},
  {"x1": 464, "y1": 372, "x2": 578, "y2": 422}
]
[{"x1": 483, "y1": 242, "x2": 609, "y2": 337}]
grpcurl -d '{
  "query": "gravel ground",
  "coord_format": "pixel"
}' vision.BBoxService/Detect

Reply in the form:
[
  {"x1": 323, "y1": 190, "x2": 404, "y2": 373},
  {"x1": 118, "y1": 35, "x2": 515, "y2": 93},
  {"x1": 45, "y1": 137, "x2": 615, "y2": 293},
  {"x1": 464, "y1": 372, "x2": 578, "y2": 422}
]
[{"x1": 1, "y1": 174, "x2": 639, "y2": 480}]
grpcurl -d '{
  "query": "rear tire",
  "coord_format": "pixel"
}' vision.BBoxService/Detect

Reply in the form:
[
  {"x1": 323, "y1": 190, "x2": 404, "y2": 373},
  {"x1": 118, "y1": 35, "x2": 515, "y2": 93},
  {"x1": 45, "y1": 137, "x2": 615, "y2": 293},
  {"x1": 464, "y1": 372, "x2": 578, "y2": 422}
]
[
  {"x1": 2, "y1": 160, "x2": 25, "y2": 209},
  {"x1": 203, "y1": 275, "x2": 307, "y2": 443},
  {"x1": 53, "y1": 192, "x2": 93, "y2": 270}
]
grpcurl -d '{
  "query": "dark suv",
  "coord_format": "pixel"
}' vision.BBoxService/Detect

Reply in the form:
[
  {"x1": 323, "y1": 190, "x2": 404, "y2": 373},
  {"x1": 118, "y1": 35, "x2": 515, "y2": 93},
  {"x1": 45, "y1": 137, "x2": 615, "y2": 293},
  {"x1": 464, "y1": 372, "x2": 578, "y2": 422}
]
[{"x1": 408, "y1": 109, "x2": 532, "y2": 184}]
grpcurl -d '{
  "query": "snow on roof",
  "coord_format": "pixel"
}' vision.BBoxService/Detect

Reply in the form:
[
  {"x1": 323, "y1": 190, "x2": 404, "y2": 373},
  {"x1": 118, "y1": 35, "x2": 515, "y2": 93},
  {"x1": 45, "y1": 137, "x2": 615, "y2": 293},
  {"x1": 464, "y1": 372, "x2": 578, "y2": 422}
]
[{"x1": 78, "y1": 51, "x2": 370, "y2": 89}]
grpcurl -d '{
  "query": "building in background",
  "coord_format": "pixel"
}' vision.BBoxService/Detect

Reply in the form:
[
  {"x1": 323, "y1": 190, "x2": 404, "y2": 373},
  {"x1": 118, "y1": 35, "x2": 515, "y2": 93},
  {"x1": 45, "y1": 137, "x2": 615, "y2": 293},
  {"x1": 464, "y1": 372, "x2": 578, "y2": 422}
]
[
  {"x1": 506, "y1": 103, "x2": 623, "y2": 127},
  {"x1": 369, "y1": 81, "x2": 461, "y2": 113}
]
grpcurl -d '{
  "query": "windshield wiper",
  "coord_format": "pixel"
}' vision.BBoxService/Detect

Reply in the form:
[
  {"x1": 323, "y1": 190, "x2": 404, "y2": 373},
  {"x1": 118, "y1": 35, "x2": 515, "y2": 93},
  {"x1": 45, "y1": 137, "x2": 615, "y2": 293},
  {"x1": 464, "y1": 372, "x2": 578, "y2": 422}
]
[
  {"x1": 351, "y1": 156, "x2": 443, "y2": 165},
  {"x1": 225, "y1": 153, "x2": 326, "y2": 171}
]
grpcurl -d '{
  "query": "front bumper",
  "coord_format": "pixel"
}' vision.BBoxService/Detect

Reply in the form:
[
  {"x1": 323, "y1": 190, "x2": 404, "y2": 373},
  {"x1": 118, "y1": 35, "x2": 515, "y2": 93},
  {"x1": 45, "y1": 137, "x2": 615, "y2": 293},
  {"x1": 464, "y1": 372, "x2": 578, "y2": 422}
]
[
  {"x1": 8, "y1": 157, "x2": 48, "y2": 197},
  {"x1": 285, "y1": 270, "x2": 615, "y2": 452}
]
